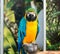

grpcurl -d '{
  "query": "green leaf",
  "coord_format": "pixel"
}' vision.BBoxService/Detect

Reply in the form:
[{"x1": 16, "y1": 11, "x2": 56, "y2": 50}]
[
  {"x1": 6, "y1": 0, "x2": 16, "y2": 9},
  {"x1": 51, "y1": 11, "x2": 60, "y2": 17},
  {"x1": 4, "y1": 25, "x2": 17, "y2": 53}
]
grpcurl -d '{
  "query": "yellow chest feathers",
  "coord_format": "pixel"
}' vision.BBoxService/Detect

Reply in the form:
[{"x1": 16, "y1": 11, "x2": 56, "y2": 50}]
[
  {"x1": 23, "y1": 19, "x2": 38, "y2": 43},
  {"x1": 26, "y1": 20, "x2": 38, "y2": 34}
]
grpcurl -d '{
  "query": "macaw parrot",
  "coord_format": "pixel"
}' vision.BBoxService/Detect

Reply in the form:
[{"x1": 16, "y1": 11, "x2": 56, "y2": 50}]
[{"x1": 18, "y1": 8, "x2": 40, "y2": 54}]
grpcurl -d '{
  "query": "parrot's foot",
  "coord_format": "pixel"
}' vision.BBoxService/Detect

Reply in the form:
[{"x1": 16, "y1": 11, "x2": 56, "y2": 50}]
[{"x1": 23, "y1": 43, "x2": 38, "y2": 53}]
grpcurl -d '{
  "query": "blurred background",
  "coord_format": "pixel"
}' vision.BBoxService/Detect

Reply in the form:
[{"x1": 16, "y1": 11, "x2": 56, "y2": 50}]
[{"x1": 46, "y1": 0, "x2": 60, "y2": 50}]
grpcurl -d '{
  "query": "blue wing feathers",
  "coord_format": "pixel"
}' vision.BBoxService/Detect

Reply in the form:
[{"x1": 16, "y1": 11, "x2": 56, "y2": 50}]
[{"x1": 18, "y1": 17, "x2": 26, "y2": 53}]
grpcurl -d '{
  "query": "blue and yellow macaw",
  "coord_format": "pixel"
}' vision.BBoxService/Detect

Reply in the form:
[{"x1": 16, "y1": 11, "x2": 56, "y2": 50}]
[{"x1": 18, "y1": 8, "x2": 40, "y2": 54}]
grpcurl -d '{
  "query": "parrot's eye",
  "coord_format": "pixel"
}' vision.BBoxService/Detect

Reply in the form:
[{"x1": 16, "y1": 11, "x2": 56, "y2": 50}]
[
  {"x1": 33, "y1": 14, "x2": 35, "y2": 17},
  {"x1": 29, "y1": 14, "x2": 34, "y2": 17},
  {"x1": 27, "y1": 14, "x2": 29, "y2": 17}
]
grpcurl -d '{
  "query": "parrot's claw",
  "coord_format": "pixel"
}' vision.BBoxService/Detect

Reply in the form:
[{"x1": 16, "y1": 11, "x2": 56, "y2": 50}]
[{"x1": 23, "y1": 43, "x2": 38, "y2": 53}]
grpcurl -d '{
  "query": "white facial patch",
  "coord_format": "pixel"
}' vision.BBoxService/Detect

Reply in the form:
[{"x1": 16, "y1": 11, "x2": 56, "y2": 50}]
[{"x1": 28, "y1": 12, "x2": 36, "y2": 17}]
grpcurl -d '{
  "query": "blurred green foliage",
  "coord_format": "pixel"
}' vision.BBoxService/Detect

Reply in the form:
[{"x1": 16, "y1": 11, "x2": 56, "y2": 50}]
[
  {"x1": 46, "y1": 0, "x2": 60, "y2": 50},
  {"x1": 4, "y1": 0, "x2": 17, "y2": 53},
  {"x1": 4, "y1": 25, "x2": 18, "y2": 54}
]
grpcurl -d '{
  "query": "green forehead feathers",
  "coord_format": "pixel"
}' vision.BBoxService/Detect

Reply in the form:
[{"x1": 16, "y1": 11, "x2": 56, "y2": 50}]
[{"x1": 26, "y1": 8, "x2": 36, "y2": 13}]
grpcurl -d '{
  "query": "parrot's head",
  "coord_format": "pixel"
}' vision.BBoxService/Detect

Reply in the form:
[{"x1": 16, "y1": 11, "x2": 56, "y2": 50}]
[{"x1": 26, "y1": 8, "x2": 37, "y2": 21}]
